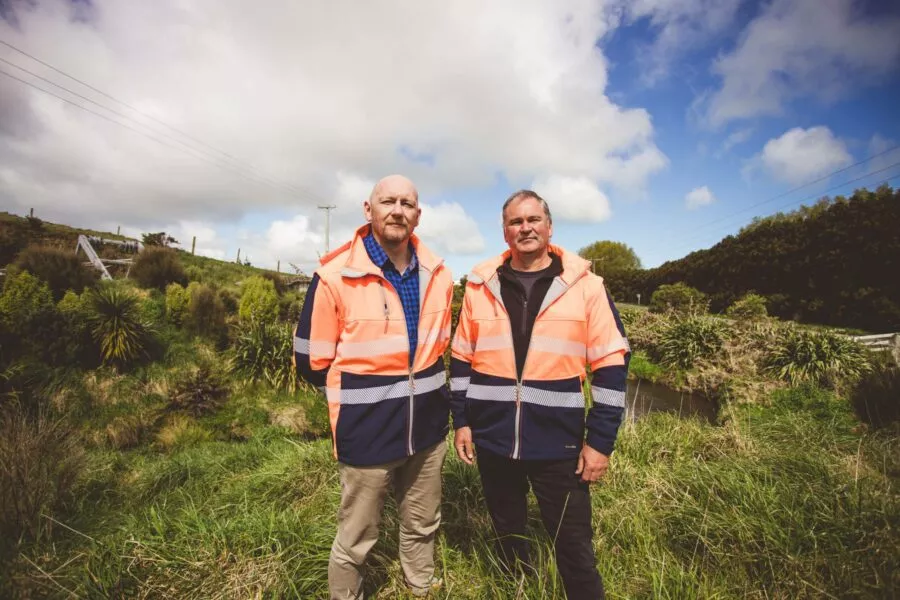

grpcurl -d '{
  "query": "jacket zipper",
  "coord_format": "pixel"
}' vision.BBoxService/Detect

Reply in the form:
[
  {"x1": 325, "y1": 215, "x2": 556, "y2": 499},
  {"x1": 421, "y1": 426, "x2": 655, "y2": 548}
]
[{"x1": 513, "y1": 294, "x2": 528, "y2": 459}]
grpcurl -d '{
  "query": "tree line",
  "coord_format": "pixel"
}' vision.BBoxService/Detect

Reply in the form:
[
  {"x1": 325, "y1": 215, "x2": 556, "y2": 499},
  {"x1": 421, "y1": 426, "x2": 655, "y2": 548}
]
[{"x1": 586, "y1": 185, "x2": 900, "y2": 332}]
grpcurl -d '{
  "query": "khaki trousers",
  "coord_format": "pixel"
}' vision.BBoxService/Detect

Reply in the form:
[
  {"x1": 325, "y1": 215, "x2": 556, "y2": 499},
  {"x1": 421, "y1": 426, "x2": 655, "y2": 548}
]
[{"x1": 328, "y1": 441, "x2": 447, "y2": 600}]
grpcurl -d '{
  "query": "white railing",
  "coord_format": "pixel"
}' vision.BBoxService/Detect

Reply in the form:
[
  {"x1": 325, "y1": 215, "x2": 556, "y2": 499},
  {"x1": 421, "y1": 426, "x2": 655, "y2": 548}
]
[{"x1": 76, "y1": 234, "x2": 112, "y2": 280}]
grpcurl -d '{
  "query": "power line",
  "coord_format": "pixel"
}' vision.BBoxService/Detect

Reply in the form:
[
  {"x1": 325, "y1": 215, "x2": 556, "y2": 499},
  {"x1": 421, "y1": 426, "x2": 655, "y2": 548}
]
[
  {"x1": 0, "y1": 37, "x2": 333, "y2": 204},
  {"x1": 0, "y1": 63, "x2": 331, "y2": 203},
  {"x1": 673, "y1": 162, "x2": 900, "y2": 253},
  {"x1": 686, "y1": 143, "x2": 900, "y2": 236}
]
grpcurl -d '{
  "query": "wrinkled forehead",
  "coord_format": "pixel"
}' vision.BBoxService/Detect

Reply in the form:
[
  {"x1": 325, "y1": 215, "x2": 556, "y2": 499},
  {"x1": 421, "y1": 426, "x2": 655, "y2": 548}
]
[
  {"x1": 370, "y1": 176, "x2": 419, "y2": 205},
  {"x1": 504, "y1": 196, "x2": 545, "y2": 221}
]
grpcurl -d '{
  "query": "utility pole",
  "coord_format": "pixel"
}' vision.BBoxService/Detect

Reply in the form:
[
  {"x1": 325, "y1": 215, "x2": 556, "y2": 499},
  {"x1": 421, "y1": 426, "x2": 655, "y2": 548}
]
[
  {"x1": 318, "y1": 205, "x2": 336, "y2": 254},
  {"x1": 191, "y1": 236, "x2": 196, "y2": 255}
]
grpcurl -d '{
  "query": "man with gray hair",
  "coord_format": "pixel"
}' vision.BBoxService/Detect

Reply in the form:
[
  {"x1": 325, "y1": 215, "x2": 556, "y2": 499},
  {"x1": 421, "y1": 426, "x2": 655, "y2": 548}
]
[
  {"x1": 451, "y1": 189, "x2": 630, "y2": 599},
  {"x1": 295, "y1": 175, "x2": 453, "y2": 598}
]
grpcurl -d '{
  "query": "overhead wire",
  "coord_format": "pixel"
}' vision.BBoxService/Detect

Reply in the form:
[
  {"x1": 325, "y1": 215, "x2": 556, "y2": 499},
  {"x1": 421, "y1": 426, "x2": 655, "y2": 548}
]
[{"x1": 0, "y1": 38, "x2": 333, "y2": 204}]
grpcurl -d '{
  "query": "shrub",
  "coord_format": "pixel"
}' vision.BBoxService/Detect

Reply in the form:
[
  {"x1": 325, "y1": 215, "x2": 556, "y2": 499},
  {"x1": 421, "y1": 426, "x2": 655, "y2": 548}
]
[
  {"x1": 238, "y1": 276, "x2": 278, "y2": 323},
  {"x1": 85, "y1": 284, "x2": 154, "y2": 368},
  {"x1": 0, "y1": 221, "x2": 28, "y2": 265},
  {"x1": 658, "y1": 316, "x2": 726, "y2": 369},
  {"x1": 279, "y1": 291, "x2": 305, "y2": 323},
  {"x1": 130, "y1": 247, "x2": 187, "y2": 290},
  {"x1": 0, "y1": 271, "x2": 61, "y2": 364},
  {"x1": 765, "y1": 328, "x2": 871, "y2": 388},
  {"x1": 849, "y1": 358, "x2": 899, "y2": 428},
  {"x1": 649, "y1": 282, "x2": 708, "y2": 315},
  {"x1": 12, "y1": 245, "x2": 98, "y2": 300},
  {"x1": 218, "y1": 288, "x2": 239, "y2": 316},
  {"x1": 261, "y1": 271, "x2": 287, "y2": 295},
  {"x1": 231, "y1": 319, "x2": 295, "y2": 390},
  {"x1": 186, "y1": 283, "x2": 227, "y2": 339},
  {"x1": 56, "y1": 290, "x2": 98, "y2": 368},
  {"x1": 726, "y1": 293, "x2": 768, "y2": 321},
  {"x1": 618, "y1": 307, "x2": 643, "y2": 329},
  {"x1": 165, "y1": 283, "x2": 190, "y2": 325},
  {"x1": 167, "y1": 364, "x2": 230, "y2": 417},
  {"x1": 184, "y1": 265, "x2": 204, "y2": 283},
  {"x1": 624, "y1": 310, "x2": 669, "y2": 357},
  {"x1": 0, "y1": 404, "x2": 85, "y2": 552}
]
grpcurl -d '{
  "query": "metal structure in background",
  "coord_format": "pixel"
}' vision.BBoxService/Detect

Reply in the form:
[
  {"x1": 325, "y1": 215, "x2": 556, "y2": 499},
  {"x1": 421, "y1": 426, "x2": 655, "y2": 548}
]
[
  {"x1": 75, "y1": 235, "x2": 143, "y2": 280},
  {"x1": 851, "y1": 333, "x2": 900, "y2": 364}
]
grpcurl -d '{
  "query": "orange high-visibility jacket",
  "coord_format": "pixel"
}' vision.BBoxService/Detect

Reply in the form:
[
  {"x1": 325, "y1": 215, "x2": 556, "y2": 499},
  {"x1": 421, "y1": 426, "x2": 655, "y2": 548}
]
[
  {"x1": 294, "y1": 225, "x2": 453, "y2": 466},
  {"x1": 450, "y1": 245, "x2": 629, "y2": 460}
]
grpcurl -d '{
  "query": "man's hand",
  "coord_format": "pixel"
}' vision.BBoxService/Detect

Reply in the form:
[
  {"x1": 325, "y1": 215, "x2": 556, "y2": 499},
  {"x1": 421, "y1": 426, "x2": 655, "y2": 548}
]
[
  {"x1": 575, "y1": 444, "x2": 609, "y2": 483},
  {"x1": 454, "y1": 427, "x2": 475, "y2": 465}
]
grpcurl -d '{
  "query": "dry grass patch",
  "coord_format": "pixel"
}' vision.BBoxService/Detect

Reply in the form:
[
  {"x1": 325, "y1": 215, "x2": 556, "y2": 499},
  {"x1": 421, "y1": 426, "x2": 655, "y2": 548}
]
[{"x1": 155, "y1": 415, "x2": 211, "y2": 451}]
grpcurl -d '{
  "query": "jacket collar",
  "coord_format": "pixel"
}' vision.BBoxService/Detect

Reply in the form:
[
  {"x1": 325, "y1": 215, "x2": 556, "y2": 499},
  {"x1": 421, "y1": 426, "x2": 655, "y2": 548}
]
[
  {"x1": 469, "y1": 244, "x2": 590, "y2": 286},
  {"x1": 322, "y1": 224, "x2": 443, "y2": 278}
]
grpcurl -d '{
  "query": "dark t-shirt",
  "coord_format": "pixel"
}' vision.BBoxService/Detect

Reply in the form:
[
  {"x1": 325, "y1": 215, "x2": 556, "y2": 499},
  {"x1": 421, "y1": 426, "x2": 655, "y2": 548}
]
[{"x1": 510, "y1": 262, "x2": 556, "y2": 302}]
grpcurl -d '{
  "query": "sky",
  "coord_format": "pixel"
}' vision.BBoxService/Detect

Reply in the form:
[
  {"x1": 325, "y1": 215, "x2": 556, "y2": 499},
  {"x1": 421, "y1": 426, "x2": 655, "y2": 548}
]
[{"x1": 1, "y1": 0, "x2": 899, "y2": 285}]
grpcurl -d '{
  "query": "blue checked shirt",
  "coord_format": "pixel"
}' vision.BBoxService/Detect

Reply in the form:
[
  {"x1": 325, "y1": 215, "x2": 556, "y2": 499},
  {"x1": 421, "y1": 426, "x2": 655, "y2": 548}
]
[{"x1": 363, "y1": 231, "x2": 419, "y2": 365}]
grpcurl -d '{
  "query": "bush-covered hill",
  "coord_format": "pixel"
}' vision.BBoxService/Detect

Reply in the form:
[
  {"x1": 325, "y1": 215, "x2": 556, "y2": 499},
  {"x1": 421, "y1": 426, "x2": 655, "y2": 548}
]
[{"x1": 608, "y1": 185, "x2": 900, "y2": 332}]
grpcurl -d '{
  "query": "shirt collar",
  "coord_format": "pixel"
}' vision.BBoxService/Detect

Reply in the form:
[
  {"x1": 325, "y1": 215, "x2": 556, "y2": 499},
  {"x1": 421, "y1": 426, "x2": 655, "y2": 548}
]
[{"x1": 363, "y1": 229, "x2": 418, "y2": 275}]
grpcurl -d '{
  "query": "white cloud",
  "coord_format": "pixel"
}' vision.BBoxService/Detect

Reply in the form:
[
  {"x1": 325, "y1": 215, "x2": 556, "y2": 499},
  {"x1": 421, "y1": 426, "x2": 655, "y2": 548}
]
[
  {"x1": 703, "y1": 0, "x2": 900, "y2": 126},
  {"x1": 532, "y1": 175, "x2": 612, "y2": 222},
  {"x1": 685, "y1": 186, "x2": 715, "y2": 210},
  {"x1": 617, "y1": 0, "x2": 743, "y2": 85},
  {"x1": 415, "y1": 203, "x2": 486, "y2": 256},
  {"x1": 759, "y1": 126, "x2": 852, "y2": 185},
  {"x1": 718, "y1": 127, "x2": 754, "y2": 155},
  {"x1": 0, "y1": 0, "x2": 666, "y2": 266}
]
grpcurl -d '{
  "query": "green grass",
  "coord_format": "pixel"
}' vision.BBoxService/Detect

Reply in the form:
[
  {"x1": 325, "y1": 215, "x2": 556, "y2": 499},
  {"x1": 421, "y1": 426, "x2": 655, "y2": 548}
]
[
  {"x1": 2, "y1": 384, "x2": 896, "y2": 599},
  {"x1": 178, "y1": 251, "x2": 278, "y2": 289}
]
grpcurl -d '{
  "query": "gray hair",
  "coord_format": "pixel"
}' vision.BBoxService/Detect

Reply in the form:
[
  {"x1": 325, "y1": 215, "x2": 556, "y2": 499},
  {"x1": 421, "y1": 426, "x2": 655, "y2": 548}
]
[{"x1": 501, "y1": 190, "x2": 552, "y2": 225}]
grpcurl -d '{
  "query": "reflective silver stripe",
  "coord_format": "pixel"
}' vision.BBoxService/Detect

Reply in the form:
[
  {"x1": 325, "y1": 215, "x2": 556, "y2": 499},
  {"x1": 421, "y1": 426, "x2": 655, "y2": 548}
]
[
  {"x1": 452, "y1": 336, "x2": 475, "y2": 356},
  {"x1": 338, "y1": 370, "x2": 447, "y2": 405},
  {"x1": 294, "y1": 337, "x2": 337, "y2": 358},
  {"x1": 530, "y1": 336, "x2": 586, "y2": 358},
  {"x1": 587, "y1": 339, "x2": 628, "y2": 362},
  {"x1": 466, "y1": 383, "x2": 517, "y2": 402},
  {"x1": 592, "y1": 386, "x2": 626, "y2": 408},
  {"x1": 520, "y1": 387, "x2": 585, "y2": 408},
  {"x1": 476, "y1": 335, "x2": 513, "y2": 351},
  {"x1": 450, "y1": 377, "x2": 470, "y2": 392},
  {"x1": 339, "y1": 336, "x2": 408, "y2": 358},
  {"x1": 466, "y1": 384, "x2": 584, "y2": 408}
]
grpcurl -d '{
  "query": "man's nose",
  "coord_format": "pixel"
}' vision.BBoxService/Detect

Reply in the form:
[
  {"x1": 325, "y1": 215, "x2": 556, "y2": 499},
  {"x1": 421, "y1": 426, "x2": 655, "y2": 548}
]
[{"x1": 390, "y1": 201, "x2": 404, "y2": 215}]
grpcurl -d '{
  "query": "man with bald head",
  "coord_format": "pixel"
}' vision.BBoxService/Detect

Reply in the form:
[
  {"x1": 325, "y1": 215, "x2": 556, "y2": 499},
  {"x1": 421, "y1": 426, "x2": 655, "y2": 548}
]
[{"x1": 295, "y1": 175, "x2": 453, "y2": 598}]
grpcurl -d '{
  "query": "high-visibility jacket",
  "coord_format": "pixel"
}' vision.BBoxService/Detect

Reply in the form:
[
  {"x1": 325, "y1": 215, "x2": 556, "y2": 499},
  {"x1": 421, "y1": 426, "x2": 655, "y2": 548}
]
[
  {"x1": 450, "y1": 245, "x2": 629, "y2": 460},
  {"x1": 294, "y1": 225, "x2": 453, "y2": 466}
]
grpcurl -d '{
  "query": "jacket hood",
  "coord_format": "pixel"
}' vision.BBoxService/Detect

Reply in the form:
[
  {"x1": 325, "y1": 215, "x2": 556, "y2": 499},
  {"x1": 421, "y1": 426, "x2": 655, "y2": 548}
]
[
  {"x1": 319, "y1": 224, "x2": 444, "y2": 276},
  {"x1": 469, "y1": 244, "x2": 592, "y2": 286}
]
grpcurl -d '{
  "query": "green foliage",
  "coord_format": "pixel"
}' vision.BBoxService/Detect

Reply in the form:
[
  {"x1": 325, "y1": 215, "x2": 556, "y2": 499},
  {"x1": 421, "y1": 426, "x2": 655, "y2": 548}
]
[
  {"x1": 167, "y1": 364, "x2": 230, "y2": 417},
  {"x1": 635, "y1": 185, "x2": 900, "y2": 331},
  {"x1": 278, "y1": 291, "x2": 304, "y2": 324},
  {"x1": 649, "y1": 282, "x2": 708, "y2": 315},
  {"x1": 131, "y1": 247, "x2": 187, "y2": 291},
  {"x1": 624, "y1": 310, "x2": 669, "y2": 356},
  {"x1": 231, "y1": 319, "x2": 295, "y2": 390},
  {"x1": 218, "y1": 288, "x2": 239, "y2": 316},
  {"x1": 850, "y1": 357, "x2": 900, "y2": 428},
  {"x1": 628, "y1": 351, "x2": 664, "y2": 382},
  {"x1": 238, "y1": 276, "x2": 278, "y2": 323},
  {"x1": 185, "y1": 283, "x2": 227, "y2": 340},
  {"x1": 0, "y1": 270, "x2": 55, "y2": 337},
  {"x1": 765, "y1": 327, "x2": 871, "y2": 388},
  {"x1": 165, "y1": 283, "x2": 190, "y2": 325},
  {"x1": 0, "y1": 219, "x2": 28, "y2": 265},
  {"x1": 141, "y1": 232, "x2": 179, "y2": 247},
  {"x1": 85, "y1": 285, "x2": 153, "y2": 368},
  {"x1": 578, "y1": 240, "x2": 642, "y2": 273},
  {"x1": 260, "y1": 271, "x2": 287, "y2": 295},
  {"x1": 0, "y1": 404, "x2": 85, "y2": 553},
  {"x1": 726, "y1": 293, "x2": 768, "y2": 321},
  {"x1": 658, "y1": 316, "x2": 725, "y2": 369},
  {"x1": 12, "y1": 245, "x2": 98, "y2": 300},
  {"x1": 184, "y1": 266, "x2": 204, "y2": 283}
]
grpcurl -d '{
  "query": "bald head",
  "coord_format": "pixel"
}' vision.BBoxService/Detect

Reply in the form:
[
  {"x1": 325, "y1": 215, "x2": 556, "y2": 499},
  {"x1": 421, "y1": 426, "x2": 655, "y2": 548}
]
[
  {"x1": 364, "y1": 174, "x2": 421, "y2": 247},
  {"x1": 369, "y1": 174, "x2": 419, "y2": 204}
]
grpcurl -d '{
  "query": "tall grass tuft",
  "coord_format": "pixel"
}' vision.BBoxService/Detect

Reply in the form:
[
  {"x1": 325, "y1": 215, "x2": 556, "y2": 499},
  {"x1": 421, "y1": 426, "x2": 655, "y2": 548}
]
[
  {"x1": 231, "y1": 319, "x2": 295, "y2": 390},
  {"x1": 850, "y1": 357, "x2": 900, "y2": 428},
  {"x1": 86, "y1": 284, "x2": 154, "y2": 368},
  {"x1": 765, "y1": 326, "x2": 871, "y2": 388},
  {"x1": 0, "y1": 403, "x2": 85, "y2": 553},
  {"x1": 658, "y1": 316, "x2": 726, "y2": 369}
]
